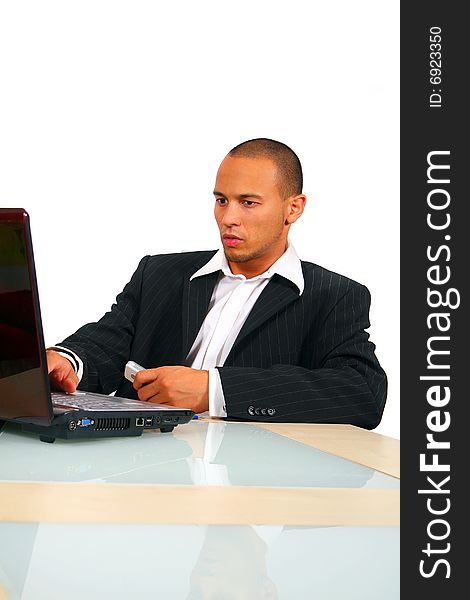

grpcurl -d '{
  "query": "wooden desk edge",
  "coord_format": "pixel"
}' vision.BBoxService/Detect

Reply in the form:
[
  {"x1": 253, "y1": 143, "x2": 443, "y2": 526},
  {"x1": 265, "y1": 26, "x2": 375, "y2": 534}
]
[{"x1": 0, "y1": 482, "x2": 399, "y2": 526}]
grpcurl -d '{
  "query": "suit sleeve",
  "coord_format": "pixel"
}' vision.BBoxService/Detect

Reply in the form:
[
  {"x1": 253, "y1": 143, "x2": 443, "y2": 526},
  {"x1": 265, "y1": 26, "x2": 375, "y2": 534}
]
[
  {"x1": 56, "y1": 256, "x2": 150, "y2": 394},
  {"x1": 217, "y1": 283, "x2": 387, "y2": 429}
]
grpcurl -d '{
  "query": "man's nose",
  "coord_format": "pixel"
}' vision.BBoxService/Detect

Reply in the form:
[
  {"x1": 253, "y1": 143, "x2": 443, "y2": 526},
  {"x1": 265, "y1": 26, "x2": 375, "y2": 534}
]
[{"x1": 221, "y1": 202, "x2": 241, "y2": 227}]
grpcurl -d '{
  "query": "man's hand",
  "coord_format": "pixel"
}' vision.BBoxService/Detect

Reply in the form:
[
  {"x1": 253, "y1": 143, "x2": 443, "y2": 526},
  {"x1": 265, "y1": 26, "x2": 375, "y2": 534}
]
[
  {"x1": 133, "y1": 366, "x2": 209, "y2": 413},
  {"x1": 46, "y1": 350, "x2": 78, "y2": 393}
]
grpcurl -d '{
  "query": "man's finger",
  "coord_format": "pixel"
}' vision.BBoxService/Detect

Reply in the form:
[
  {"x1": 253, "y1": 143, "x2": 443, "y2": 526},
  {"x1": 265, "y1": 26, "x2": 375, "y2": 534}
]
[
  {"x1": 50, "y1": 364, "x2": 78, "y2": 392},
  {"x1": 59, "y1": 375, "x2": 78, "y2": 393},
  {"x1": 50, "y1": 372, "x2": 78, "y2": 393},
  {"x1": 46, "y1": 350, "x2": 78, "y2": 392},
  {"x1": 137, "y1": 381, "x2": 161, "y2": 402},
  {"x1": 133, "y1": 368, "x2": 159, "y2": 390}
]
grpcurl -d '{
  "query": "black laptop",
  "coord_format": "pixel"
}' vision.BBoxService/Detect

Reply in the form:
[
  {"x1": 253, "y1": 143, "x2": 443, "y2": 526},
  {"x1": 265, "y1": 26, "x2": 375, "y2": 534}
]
[{"x1": 0, "y1": 208, "x2": 194, "y2": 442}]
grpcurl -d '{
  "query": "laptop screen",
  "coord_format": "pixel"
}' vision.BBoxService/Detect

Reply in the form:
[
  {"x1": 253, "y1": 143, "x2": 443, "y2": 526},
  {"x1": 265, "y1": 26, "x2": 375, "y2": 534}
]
[{"x1": 0, "y1": 209, "x2": 53, "y2": 425}]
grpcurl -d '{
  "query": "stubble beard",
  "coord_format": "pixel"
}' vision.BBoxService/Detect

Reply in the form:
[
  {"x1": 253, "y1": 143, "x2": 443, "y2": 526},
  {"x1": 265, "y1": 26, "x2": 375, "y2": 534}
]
[{"x1": 223, "y1": 221, "x2": 286, "y2": 264}]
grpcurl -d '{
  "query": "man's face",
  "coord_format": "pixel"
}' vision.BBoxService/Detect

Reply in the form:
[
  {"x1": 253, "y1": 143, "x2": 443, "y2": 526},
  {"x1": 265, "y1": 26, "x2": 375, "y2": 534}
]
[{"x1": 213, "y1": 156, "x2": 290, "y2": 273}]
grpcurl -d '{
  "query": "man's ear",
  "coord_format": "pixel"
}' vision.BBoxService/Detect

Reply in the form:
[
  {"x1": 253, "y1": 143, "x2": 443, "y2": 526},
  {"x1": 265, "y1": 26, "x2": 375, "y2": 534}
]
[{"x1": 285, "y1": 194, "x2": 307, "y2": 225}]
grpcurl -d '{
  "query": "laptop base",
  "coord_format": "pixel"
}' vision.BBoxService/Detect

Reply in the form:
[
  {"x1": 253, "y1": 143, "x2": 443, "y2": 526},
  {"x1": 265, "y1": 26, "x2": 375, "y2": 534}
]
[{"x1": 20, "y1": 409, "x2": 184, "y2": 443}]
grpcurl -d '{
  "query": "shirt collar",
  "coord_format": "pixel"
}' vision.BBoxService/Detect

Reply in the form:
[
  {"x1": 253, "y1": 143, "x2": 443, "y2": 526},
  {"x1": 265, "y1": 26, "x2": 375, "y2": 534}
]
[{"x1": 190, "y1": 241, "x2": 304, "y2": 295}]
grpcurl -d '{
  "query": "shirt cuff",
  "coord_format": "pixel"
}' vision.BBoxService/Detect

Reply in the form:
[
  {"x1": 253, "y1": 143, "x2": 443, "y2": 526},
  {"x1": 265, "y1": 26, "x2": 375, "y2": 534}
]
[
  {"x1": 208, "y1": 368, "x2": 227, "y2": 417},
  {"x1": 48, "y1": 345, "x2": 84, "y2": 383}
]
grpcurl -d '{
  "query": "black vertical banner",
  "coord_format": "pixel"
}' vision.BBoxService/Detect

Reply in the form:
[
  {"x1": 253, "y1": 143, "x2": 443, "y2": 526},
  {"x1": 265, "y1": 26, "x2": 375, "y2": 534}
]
[{"x1": 401, "y1": 2, "x2": 466, "y2": 596}]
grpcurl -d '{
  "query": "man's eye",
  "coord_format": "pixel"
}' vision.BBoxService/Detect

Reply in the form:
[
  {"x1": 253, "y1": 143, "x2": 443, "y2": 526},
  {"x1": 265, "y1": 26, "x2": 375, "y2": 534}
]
[
  {"x1": 215, "y1": 198, "x2": 227, "y2": 205},
  {"x1": 243, "y1": 200, "x2": 257, "y2": 206}
]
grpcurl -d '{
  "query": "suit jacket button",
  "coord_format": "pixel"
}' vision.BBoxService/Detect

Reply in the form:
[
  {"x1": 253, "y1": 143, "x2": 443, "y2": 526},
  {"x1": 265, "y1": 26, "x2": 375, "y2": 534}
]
[
  {"x1": 254, "y1": 408, "x2": 261, "y2": 416},
  {"x1": 248, "y1": 406, "x2": 255, "y2": 416},
  {"x1": 267, "y1": 408, "x2": 276, "y2": 416},
  {"x1": 261, "y1": 408, "x2": 267, "y2": 416}
]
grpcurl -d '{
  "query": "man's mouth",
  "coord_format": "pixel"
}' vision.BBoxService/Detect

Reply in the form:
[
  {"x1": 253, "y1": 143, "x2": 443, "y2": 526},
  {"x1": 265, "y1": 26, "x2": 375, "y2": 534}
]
[{"x1": 222, "y1": 234, "x2": 243, "y2": 247}]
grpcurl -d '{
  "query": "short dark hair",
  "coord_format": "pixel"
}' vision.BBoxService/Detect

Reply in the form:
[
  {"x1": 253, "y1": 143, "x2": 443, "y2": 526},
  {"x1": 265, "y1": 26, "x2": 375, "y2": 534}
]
[{"x1": 228, "y1": 138, "x2": 303, "y2": 199}]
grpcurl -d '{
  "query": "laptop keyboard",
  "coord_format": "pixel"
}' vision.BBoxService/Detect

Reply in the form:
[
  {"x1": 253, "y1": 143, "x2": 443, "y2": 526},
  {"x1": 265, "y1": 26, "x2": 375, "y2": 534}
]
[{"x1": 51, "y1": 391, "x2": 162, "y2": 412}]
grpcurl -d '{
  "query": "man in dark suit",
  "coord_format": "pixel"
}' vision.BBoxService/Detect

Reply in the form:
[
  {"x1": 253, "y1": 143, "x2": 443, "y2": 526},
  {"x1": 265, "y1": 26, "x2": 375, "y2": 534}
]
[{"x1": 46, "y1": 138, "x2": 387, "y2": 428}]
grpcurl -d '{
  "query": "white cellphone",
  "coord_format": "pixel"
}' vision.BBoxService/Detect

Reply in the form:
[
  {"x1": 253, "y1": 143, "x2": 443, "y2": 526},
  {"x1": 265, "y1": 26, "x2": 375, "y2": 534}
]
[{"x1": 124, "y1": 360, "x2": 145, "y2": 382}]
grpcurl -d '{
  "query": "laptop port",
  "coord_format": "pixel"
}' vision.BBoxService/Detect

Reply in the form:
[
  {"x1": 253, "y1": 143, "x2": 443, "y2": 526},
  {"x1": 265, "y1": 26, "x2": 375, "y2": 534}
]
[
  {"x1": 145, "y1": 417, "x2": 153, "y2": 427},
  {"x1": 136, "y1": 417, "x2": 145, "y2": 427}
]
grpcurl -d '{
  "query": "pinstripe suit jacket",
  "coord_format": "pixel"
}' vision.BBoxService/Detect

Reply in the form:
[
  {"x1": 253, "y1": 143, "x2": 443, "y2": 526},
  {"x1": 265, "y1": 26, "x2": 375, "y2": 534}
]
[{"x1": 60, "y1": 251, "x2": 387, "y2": 429}]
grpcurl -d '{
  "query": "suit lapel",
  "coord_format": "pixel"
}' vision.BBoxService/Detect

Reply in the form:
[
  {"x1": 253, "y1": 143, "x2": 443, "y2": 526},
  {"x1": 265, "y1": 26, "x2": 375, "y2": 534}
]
[
  {"x1": 225, "y1": 275, "x2": 300, "y2": 362},
  {"x1": 181, "y1": 270, "x2": 220, "y2": 358}
]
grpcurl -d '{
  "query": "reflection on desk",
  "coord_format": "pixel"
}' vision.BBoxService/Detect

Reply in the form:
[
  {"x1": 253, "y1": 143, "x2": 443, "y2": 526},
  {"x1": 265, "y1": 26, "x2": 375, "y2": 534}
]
[
  {"x1": 0, "y1": 522, "x2": 399, "y2": 600},
  {"x1": 0, "y1": 421, "x2": 398, "y2": 489},
  {"x1": 0, "y1": 420, "x2": 399, "y2": 598}
]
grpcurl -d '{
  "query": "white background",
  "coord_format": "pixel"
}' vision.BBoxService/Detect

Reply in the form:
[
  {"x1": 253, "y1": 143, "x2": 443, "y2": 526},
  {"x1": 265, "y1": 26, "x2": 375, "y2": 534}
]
[{"x1": 0, "y1": 1, "x2": 399, "y2": 438}]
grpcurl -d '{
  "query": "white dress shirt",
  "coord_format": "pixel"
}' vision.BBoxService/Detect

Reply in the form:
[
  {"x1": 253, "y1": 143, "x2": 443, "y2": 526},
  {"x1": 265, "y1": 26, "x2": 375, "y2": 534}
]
[
  {"x1": 187, "y1": 242, "x2": 304, "y2": 416},
  {"x1": 53, "y1": 242, "x2": 304, "y2": 417}
]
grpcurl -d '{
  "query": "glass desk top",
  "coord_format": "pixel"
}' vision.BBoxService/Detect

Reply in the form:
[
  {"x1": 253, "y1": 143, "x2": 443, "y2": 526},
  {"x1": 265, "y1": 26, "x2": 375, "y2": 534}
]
[
  {"x1": 0, "y1": 420, "x2": 399, "y2": 489},
  {"x1": 0, "y1": 522, "x2": 399, "y2": 600}
]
